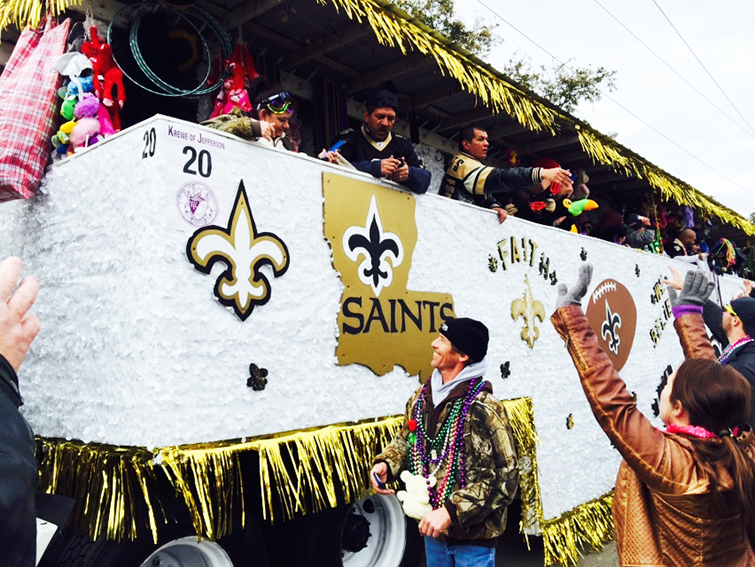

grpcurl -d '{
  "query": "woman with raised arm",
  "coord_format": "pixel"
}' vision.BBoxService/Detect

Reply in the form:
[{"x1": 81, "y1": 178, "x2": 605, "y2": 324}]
[{"x1": 551, "y1": 265, "x2": 755, "y2": 566}]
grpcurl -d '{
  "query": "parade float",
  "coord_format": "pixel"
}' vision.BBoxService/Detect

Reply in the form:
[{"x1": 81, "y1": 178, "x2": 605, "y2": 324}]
[{"x1": 0, "y1": 0, "x2": 753, "y2": 565}]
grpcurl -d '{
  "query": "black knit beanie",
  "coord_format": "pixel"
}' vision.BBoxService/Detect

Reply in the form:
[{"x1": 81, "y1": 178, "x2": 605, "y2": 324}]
[
  {"x1": 730, "y1": 297, "x2": 755, "y2": 338},
  {"x1": 439, "y1": 317, "x2": 489, "y2": 363}
]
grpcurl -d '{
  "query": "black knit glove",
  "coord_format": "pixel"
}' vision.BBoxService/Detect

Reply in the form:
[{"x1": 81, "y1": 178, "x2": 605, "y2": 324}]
[
  {"x1": 556, "y1": 264, "x2": 593, "y2": 309},
  {"x1": 667, "y1": 270, "x2": 715, "y2": 308}
]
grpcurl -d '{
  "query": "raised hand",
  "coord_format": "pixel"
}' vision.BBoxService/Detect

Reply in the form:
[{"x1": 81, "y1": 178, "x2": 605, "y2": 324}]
[
  {"x1": 0, "y1": 257, "x2": 40, "y2": 372},
  {"x1": 667, "y1": 269, "x2": 715, "y2": 308},
  {"x1": 555, "y1": 264, "x2": 593, "y2": 309}
]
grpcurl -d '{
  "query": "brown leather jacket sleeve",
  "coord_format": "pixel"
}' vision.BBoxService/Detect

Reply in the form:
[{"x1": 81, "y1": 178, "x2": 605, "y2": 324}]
[
  {"x1": 550, "y1": 305, "x2": 699, "y2": 494},
  {"x1": 673, "y1": 312, "x2": 717, "y2": 361}
]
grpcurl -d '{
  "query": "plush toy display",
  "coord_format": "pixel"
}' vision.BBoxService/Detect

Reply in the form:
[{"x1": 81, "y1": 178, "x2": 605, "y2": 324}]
[
  {"x1": 210, "y1": 42, "x2": 258, "y2": 119},
  {"x1": 82, "y1": 26, "x2": 125, "y2": 132},
  {"x1": 54, "y1": 52, "x2": 92, "y2": 102},
  {"x1": 68, "y1": 117, "x2": 102, "y2": 151},
  {"x1": 396, "y1": 470, "x2": 436, "y2": 520},
  {"x1": 75, "y1": 93, "x2": 115, "y2": 137}
]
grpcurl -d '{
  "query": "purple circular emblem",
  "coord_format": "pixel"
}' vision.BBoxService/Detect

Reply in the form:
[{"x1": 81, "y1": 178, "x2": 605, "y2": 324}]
[{"x1": 176, "y1": 181, "x2": 218, "y2": 227}]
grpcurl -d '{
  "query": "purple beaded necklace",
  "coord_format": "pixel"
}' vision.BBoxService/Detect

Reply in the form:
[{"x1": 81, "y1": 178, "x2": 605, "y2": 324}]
[{"x1": 408, "y1": 378, "x2": 485, "y2": 509}]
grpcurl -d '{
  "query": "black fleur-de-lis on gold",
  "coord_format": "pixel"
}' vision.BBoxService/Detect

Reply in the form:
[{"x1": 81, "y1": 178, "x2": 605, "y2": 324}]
[
  {"x1": 343, "y1": 195, "x2": 403, "y2": 297},
  {"x1": 635, "y1": 264, "x2": 641, "y2": 277},
  {"x1": 566, "y1": 414, "x2": 574, "y2": 429},
  {"x1": 187, "y1": 181, "x2": 290, "y2": 321},
  {"x1": 580, "y1": 248, "x2": 587, "y2": 261},
  {"x1": 500, "y1": 361, "x2": 511, "y2": 379},
  {"x1": 247, "y1": 363, "x2": 269, "y2": 391}
]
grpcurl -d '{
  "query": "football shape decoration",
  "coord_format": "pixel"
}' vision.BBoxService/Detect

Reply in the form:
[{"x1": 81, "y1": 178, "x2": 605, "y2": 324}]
[{"x1": 585, "y1": 278, "x2": 637, "y2": 371}]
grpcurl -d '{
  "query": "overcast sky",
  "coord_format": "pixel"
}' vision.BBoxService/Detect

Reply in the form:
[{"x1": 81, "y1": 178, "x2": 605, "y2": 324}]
[{"x1": 456, "y1": 0, "x2": 755, "y2": 218}]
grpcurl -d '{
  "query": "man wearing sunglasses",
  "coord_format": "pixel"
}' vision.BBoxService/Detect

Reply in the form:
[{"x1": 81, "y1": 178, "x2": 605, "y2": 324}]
[
  {"x1": 323, "y1": 81, "x2": 431, "y2": 194},
  {"x1": 667, "y1": 266, "x2": 755, "y2": 424}
]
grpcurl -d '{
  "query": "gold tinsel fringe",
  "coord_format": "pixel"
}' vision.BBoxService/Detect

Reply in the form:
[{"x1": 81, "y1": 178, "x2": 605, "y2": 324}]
[
  {"x1": 316, "y1": 0, "x2": 560, "y2": 135},
  {"x1": 500, "y1": 398, "x2": 614, "y2": 566},
  {"x1": 500, "y1": 398, "x2": 542, "y2": 533},
  {"x1": 0, "y1": 0, "x2": 79, "y2": 31},
  {"x1": 36, "y1": 416, "x2": 403, "y2": 542},
  {"x1": 541, "y1": 492, "x2": 615, "y2": 566},
  {"x1": 36, "y1": 438, "x2": 166, "y2": 543},
  {"x1": 249, "y1": 417, "x2": 403, "y2": 522},
  {"x1": 38, "y1": 399, "x2": 613, "y2": 566},
  {"x1": 578, "y1": 129, "x2": 755, "y2": 235}
]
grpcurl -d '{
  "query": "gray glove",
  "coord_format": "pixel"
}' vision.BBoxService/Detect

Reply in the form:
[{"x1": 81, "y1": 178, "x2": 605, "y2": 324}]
[
  {"x1": 556, "y1": 264, "x2": 593, "y2": 309},
  {"x1": 667, "y1": 270, "x2": 715, "y2": 307}
]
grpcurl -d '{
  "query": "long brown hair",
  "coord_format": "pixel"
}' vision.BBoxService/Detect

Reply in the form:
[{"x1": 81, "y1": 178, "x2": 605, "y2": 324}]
[{"x1": 671, "y1": 358, "x2": 755, "y2": 548}]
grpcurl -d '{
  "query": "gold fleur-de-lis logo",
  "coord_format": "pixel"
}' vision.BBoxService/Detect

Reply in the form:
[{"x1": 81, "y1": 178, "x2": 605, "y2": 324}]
[
  {"x1": 187, "y1": 181, "x2": 289, "y2": 321},
  {"x1": 511, "y1": 275, "x2": 545, "y2": 349}
]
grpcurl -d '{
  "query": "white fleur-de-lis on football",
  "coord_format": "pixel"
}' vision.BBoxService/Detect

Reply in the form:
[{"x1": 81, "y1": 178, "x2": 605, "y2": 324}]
[
  {"x1": 187, "y1": 181, "x2": 289, "y2": 320},
  {"x1": 343, "y1": 195, "x2": 404, "y2": 297}
]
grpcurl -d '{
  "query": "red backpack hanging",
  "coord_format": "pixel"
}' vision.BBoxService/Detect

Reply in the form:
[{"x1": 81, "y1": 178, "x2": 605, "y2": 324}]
[{"x1": 0, "y1": 18, "x2": 70, "y2": 203}]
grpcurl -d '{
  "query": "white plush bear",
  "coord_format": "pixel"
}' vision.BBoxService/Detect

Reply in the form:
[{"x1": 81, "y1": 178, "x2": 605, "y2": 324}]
[{"x1": 396, "y1": 470, "x2": 437, "y2": 520}]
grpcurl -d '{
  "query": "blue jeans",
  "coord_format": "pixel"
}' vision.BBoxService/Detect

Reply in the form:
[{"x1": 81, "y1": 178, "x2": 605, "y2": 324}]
[{"x1": 424, "y1": 536, "x2": 496, "y2": 567}]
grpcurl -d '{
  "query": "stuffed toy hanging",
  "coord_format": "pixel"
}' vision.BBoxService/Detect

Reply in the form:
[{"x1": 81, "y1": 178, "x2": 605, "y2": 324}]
[
  {"x1": 82, "y1": 27, "x2": 125, "y2": 132},
  {"x1": 210, "y1": 42, "x2": 258, "y2": 119}
]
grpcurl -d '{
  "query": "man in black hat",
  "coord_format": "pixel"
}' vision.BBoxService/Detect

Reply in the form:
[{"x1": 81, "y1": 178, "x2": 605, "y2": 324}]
[
  {"x1": 667, "y1": 266, "x2": 755, "y2": 424},
  {"x1": 369, "y1": 317, "x2": 518, "y2": 566},
  {"x1": 323, "y1": 81, "x2": 431, "y2": 194}
]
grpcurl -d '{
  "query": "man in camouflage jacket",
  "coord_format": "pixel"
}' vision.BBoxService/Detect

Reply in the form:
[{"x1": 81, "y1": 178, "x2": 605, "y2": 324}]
[{"x1": 370, "y1": 317, "x2": 518, "y2": 566}]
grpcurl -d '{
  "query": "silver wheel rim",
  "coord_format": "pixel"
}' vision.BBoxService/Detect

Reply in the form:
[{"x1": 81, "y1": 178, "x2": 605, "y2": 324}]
[
  {"x1": 341, "y1": 494, "x2": 407, "y2": 567},
  {"x1": 139, "y1": 537, "x2": 234, "y2": 567}
]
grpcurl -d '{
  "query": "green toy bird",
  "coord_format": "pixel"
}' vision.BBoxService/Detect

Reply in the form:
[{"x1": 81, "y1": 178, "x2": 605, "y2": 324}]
[{"x1": 563, "y1": 198, "x2": 599, "y2": 216}]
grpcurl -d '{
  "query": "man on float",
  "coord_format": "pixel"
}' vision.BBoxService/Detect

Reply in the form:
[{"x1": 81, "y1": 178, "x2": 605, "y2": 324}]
[
  {"x1": 665, "y1": 227, "x2": 697, "y2": 258},
  {"x1": 370, "y1": 317, "x2": 518, "y2": 567},
  {"x1": 667, "y1": 266, "x2": 755, "y2": 424},
  {"x1": 441, "y1": 126, "x2": 573, "y2": 223},
  {"x1": 323, "y1": 81, "x2": 431, "y2": 194}
]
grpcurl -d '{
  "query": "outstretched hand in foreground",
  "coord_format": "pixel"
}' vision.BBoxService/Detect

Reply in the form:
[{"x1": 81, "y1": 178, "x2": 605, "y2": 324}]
[{"x1": 0, "y1": 257, "x2": 40, "y2": 372}]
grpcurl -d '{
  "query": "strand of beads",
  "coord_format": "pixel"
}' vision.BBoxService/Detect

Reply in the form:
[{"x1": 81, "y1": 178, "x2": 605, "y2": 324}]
[
  {"x1": 719, "y1": 336, "x2": 753, "y2": 364},
  {"x1": 431, "y1": 380, "x2": 485, "y2": 507},
  {"x1": 457, "y1": 380, "x2": 484, "y2": 490},
  {"x1": 407, "y1": 378, "x2": 485, "y2": 508}
]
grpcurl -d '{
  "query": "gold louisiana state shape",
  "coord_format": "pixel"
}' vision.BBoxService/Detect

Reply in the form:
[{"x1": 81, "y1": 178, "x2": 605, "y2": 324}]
[{"x1": 323, "y1": 173, "x2": 454, "y2": 380}]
